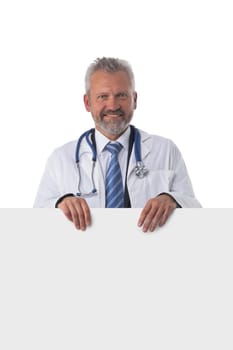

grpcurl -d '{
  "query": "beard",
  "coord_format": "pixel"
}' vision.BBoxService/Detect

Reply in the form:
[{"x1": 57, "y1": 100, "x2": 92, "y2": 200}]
[
  {"x1": 97, "y1": 118, "x2": 129, "y2": 135},
  {"x1": 94, "y1": 108, "x2": 133, "y2": 136}
]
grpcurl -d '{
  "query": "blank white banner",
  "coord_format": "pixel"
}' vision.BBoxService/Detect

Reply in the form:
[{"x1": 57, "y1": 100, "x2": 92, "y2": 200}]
[{"x1": 0, "y1": 209, "x2": 232, "y2": 349}]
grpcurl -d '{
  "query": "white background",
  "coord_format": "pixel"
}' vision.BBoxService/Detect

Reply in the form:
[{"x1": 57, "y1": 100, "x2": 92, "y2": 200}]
[{"x1": 0, "y1": 0, "x2": 232, "y2": 208}]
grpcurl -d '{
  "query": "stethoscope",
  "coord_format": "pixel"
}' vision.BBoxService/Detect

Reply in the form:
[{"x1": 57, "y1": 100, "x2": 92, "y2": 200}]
[{"x1": 75, "y1": 125, "x2": 148, "y2": 197}]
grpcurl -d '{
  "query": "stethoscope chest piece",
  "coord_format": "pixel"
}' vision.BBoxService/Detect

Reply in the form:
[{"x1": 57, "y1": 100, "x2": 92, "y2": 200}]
[{"x1": 134, "y1": 161, "x2": 148, "y2": 178}]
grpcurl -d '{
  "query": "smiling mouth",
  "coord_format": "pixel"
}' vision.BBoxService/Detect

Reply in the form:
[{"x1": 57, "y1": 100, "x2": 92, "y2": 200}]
[
  {"x1": 101, "y1": 109, "x2": 124, "y2": 118},
  {"x1": 103, "y1": 114, "x2": 122, "y2": 117}
]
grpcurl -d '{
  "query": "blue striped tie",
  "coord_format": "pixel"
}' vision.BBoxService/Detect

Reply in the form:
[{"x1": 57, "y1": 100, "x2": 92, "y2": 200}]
[{"x1": 105, "y1": 142, "x2": 124, "y2": 208}]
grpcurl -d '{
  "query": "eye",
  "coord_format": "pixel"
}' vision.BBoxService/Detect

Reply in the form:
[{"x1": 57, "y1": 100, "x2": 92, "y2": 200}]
[
  {"x1": 97, "y1": 94, "x2": 108, "y2": 101},
  {"x1": 116, "y1": 92, "x2": 128, "y2": 100}
]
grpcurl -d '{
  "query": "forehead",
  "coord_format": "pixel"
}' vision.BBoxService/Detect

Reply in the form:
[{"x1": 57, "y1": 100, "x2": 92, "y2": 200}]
[{"x1": 89, "y1": 70, "x2": 132, "y2": 91}]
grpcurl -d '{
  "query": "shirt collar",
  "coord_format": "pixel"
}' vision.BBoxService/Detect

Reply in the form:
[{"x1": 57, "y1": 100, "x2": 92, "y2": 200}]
[{"x1": 95, "y1": 126, "x2": 130, "y2": 154}]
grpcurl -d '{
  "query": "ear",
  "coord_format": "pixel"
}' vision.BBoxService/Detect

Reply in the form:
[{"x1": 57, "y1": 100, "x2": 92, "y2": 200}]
[
  {"x1": 83, "y1": 94, "x2": 91, "y2": 112},
  {"x1": 133, "y1": 92, "x2": 138, "y2": 110}
]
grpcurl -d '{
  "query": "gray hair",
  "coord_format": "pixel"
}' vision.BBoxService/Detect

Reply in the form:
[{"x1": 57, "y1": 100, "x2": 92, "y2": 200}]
[{"x1": 84, "y1": 57, "x2": 135, "y2": 93}]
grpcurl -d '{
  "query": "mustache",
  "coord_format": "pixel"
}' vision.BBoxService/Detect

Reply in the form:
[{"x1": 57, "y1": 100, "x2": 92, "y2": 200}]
[{"x1": 100, "y1": 108, "x2": 125, "y2": 118}]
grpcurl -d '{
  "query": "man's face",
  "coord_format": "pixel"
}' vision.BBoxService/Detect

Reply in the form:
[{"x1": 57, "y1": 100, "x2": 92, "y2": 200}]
[{"x1": 84, "y1": 70, "x2": 137, "y2": 140}]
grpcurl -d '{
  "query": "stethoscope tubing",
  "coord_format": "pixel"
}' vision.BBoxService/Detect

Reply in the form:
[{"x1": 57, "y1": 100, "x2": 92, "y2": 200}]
[{"x1": 75, "y1": 125, "x2": 148, "y2": 197}]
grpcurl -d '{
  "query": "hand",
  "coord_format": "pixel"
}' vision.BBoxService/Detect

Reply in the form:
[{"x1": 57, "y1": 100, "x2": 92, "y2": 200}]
[
  {"x1": 58, "y1": 196, "x2": 91, "y2": 231},
  {"x1": 138, "y1": 194, "x2": 177, "y2": 233}
]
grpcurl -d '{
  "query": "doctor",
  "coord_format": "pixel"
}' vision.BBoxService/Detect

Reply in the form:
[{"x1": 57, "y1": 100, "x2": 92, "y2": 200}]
[{"x1": 34, "y1": 57, "x2": 201, "y2": 232}]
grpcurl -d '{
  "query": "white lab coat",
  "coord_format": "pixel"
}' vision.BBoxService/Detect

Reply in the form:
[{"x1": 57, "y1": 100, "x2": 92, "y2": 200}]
[{"x1": 34, "y1": 129, "x2": 201, "y2": 208}]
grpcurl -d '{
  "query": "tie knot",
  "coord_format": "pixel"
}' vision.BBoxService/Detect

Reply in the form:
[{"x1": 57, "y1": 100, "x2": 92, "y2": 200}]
[{"x1": 105, "y1": 142, "x2": 123, "y2": 155}]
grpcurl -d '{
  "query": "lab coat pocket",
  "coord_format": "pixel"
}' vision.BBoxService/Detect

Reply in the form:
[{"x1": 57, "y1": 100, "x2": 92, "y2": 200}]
[{"x1": 128, "y1": 170, "x2": 175, "y2": 207}]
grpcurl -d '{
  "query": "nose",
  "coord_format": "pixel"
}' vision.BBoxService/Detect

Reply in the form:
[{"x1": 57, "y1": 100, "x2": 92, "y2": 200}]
[{"x1": 106, "y1": 95, "x2": 120, "y2": 111}]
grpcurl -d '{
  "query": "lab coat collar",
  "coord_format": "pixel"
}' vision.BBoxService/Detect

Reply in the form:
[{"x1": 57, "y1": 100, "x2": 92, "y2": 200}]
[{"x1": 78, "y1": 127, "x2": 151, "y2": 159}]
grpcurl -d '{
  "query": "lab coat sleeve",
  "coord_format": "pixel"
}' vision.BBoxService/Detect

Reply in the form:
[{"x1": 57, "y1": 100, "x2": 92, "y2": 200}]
[
  {"x1": 164, "y1": 140, "x2": 201, "y2": 208},
  {"x1": 33, "y1": 151, "x2": 66, "y2": 208}
]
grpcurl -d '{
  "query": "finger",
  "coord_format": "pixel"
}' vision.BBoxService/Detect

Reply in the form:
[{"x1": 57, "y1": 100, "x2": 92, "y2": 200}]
[
  {"x1": 143, "y1": 207, "x2": 163, "y2": 233},
  {"x1": 68, "y1": 202, "x2": 82, "y2": 230},
  {"x1": 60, "y1": 203, "x2": 75, "y2": 223},
  {"x1": 138, "y1": 201, "x2": 152, "y2": 227},
  {"x1": 73, "y1": 199, "x2": 91, "y2": 230},
  {"x1": 158, "y1": 206, "x2": 174, "y2": 227},
  {"x1": 147, "y1": 207, "x2": 167, "y2": 232},
  {"x1": 76, "y1": 207, "x2": 87, "y2": 231},
  {"x1": 73, "y1": 199, "x2": 91, "y2": 231},
  {"x1": 80, "y1": 199, "x2": 91, "y2": 227}
]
